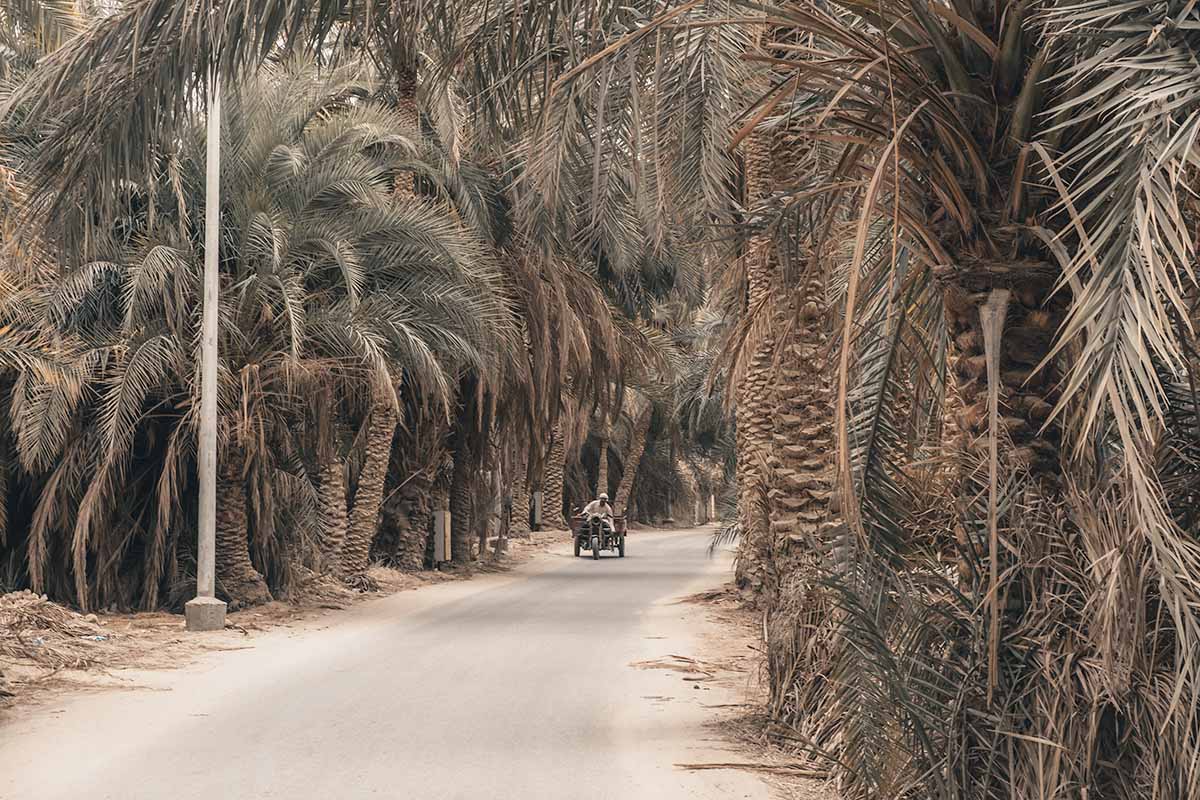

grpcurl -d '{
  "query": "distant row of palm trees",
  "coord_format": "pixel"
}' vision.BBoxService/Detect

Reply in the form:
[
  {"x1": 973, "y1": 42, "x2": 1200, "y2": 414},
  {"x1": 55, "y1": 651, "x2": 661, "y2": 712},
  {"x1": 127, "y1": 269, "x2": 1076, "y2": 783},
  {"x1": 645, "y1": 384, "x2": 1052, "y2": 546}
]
[{"x1": 0, "y1": 2, "x2": 727, "y2": 614}]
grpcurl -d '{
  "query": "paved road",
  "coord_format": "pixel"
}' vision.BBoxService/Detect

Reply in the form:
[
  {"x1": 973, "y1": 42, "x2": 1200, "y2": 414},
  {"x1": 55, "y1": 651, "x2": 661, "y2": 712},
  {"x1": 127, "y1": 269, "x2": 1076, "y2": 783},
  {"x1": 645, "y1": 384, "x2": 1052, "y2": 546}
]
[{"x1": 0, "y1": 529, "x2": 766, "y2": 800}]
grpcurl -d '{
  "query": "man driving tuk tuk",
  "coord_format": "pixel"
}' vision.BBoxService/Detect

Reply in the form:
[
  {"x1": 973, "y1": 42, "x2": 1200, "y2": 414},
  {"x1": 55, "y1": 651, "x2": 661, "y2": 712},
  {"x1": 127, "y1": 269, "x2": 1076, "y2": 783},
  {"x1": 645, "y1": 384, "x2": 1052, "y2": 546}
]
[{"x1": 582, "y1": 492, "x2": 613, "y2": 520}]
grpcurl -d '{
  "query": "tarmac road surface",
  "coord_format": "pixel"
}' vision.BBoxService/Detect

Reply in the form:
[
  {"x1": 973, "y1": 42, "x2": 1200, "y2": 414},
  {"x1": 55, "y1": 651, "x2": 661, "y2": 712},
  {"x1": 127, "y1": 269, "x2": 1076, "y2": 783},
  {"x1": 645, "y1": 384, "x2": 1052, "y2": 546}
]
[{"x1": 0, "y1": 528, "x2": 768, "y2": 800}]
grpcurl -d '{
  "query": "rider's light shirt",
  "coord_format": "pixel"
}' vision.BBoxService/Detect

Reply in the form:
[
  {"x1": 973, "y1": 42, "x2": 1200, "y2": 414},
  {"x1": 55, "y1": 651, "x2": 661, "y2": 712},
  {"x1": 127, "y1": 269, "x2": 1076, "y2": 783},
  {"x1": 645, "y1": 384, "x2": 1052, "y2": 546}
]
[{"x1": 582, "y1": 499, "x2": 613, "y2": 518}]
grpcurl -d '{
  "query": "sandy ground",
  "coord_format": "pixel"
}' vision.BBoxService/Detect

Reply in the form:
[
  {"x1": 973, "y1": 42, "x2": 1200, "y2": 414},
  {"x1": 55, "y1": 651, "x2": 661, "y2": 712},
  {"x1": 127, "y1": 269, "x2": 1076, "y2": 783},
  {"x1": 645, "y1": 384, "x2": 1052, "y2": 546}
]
[
  {"x1": 676, "y1": 585, "x2": 834, "y2": 800},
  {"x1": 1, "y1": 527, "x2": 828, "y2": 800}
]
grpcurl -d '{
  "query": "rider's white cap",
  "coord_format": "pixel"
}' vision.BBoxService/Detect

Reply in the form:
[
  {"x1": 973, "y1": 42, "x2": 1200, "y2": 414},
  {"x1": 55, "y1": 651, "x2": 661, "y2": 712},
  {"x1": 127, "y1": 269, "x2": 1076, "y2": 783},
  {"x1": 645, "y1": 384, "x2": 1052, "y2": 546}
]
[{"x1": 599, "y1": 492, "x2": 609, "y2": 501}]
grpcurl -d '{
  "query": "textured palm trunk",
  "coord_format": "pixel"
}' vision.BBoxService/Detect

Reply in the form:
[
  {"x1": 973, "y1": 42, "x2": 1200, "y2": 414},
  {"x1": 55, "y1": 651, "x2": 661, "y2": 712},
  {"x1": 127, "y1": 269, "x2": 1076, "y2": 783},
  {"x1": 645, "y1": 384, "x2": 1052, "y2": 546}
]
[
  {"x1": 340, "y1": 404, "x2": 398, "y2": 583},
  {"x1": 450, "y1": 441, "x2": 473, "y2": 563},
  {"x1": 317, "y1": 456, "x2": 348, "y2": 574},
  {"x1": 392, "y1": 67, "x2": 418, "y2": 202},
  {"x1": 488, "y1": 448, "x2": 503, "y2": 557},
  {"x1": 615, "y1": 409, "x2": 651, "y2": 516},
  {"x1": 942, "y1": 265, "x2": 1063, "y2": 479},
  {"x1": 675, "y1": 457, "x2": 700, "y2": 524},
  {"x1": 764, "y1": 275, "x2": 836, "y2": 600},
  {"x1": 734, "y1": 128, "x2": 780, "y2": 600},
  {"x1": 762, "y1": 273, "x2": 839, "y2": 723},
  {"x1": 511, "y1": 452, "x2": 532, "y2": 538},
  {"x1": 596, "y1": 431, "x2": 610, "y2": 497},
  {"x1": 381, "y1": 472, "x2": 432, "y2": 572},
  {"x1": 543, "y1": 422, "x2": 568, "y2": 530},
  {"x1": 215, "y1": 447, "x2": 271, "y2": 608},
  {"x1": 400, "y1": 483, "x2": 432, "y2": 570}
]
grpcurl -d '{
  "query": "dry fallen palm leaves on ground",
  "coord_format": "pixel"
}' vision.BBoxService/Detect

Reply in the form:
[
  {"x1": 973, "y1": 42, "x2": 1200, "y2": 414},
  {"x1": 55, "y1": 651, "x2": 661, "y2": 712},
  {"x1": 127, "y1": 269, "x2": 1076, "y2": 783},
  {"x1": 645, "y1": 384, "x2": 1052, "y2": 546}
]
[{"x1": 1, "y1": 590, "x2": 118, "y2": 692}]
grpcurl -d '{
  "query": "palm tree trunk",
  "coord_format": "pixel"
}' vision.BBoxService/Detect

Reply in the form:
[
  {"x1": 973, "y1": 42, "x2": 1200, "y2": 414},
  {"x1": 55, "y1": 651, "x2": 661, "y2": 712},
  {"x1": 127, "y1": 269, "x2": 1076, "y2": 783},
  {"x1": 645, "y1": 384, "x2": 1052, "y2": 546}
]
[
  {"x1": 675, "y1": 457, "x2": 700, "y2": 525},
  {"x1": 402, "y1": 472, "x2": 433, "y2": 571},
  {"x1": 392, "y1": 66, "x2": 418, "y2": 201},
  {"x1": 734, "y1": 128, "x2": 779, "y2": 601},
  {"x1": 215, "y1": 446, "x2": 271, "y2": 608},
  {"x1": 340, "y1": 404, "x2": 398, "y2": 583},
  {"x1": 615, "y1": 408, "x2": 651, "y2": 516},
  {"x1": 543, "y1": 422, "x2": 568, "y2": 530},
  {"x1": 488, "y1": 448, "x2": 504, "y2": 557},
  {"x1": 393, "y1": 67, "x2": 418, "y2": 131},
  {"x1": 940, "y1": 265, "x2": 1066, "y2": 587},
  {"x1": 317, "y1": 456, "x2": 348, "y2": 574},
  {"x1": 942, "y1": 267, "x2": 1063, "y2": 479},
  {"x1": 511, "y1": 451, "x2": 531, "y2": 538},
  {"x1": 450, "y1": 440, "x2": 473, "y2": 563},
  {"x1": 764, "y1": 275, "x2": 835, "y2": 601},
  {"x1": 596, "y1": 432, "x2": 610, "y2": 497}
]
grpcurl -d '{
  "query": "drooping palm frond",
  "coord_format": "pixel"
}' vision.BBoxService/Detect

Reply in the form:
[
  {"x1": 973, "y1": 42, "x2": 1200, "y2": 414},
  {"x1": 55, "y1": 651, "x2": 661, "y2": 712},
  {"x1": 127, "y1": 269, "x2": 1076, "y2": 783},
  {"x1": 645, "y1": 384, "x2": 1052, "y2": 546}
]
[
  {"x1": 2, "y1": 0, "x2": 389, "y2": 248},
  {"x1": 1037, "y1": 2, "x2": 1200, "y2": 440},
  {"x1": 0, "y1": 0, "x2": 84, "y2": 78}
]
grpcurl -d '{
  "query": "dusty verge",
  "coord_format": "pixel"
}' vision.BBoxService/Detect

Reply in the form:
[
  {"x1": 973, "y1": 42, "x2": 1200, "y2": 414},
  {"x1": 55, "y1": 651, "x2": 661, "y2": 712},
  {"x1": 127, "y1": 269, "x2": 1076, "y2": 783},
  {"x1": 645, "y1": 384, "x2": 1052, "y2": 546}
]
[
  {"x1": 665, "y1": 583, "x2": 834, "y2": 800},
  {"x1": 0, "y1": 531, "x2": 565, "y2": 710}
]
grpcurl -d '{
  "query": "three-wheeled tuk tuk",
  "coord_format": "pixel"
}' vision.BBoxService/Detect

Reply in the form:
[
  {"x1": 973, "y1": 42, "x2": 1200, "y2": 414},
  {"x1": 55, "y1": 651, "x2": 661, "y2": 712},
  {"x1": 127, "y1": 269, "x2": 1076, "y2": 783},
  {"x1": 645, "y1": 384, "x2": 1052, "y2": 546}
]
[{"x1": 569, "y1": 512, "x2": 627, "y2": 559}]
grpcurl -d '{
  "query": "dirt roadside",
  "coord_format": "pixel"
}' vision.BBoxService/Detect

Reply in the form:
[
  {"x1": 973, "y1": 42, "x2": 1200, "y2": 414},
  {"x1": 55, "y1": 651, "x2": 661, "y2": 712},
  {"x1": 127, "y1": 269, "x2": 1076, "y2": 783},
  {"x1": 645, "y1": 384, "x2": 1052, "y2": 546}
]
[
  {"x1": 671, "y1": 584, "x2": 834, "y2": 800},
  {"x1": 0, "y1": 530, "x2": 565, "y2": 710}
]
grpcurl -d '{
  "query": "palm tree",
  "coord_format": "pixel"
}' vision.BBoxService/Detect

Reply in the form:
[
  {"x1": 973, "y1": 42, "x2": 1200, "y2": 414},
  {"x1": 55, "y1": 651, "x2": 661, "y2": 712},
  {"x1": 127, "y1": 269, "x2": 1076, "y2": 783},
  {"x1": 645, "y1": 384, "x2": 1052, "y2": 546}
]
[
  {"x1": 3, "y1": 0, "x2": 738, "y2": 560},
  {"x1": 4, "y1": 59, "x2": 516, "y2": 609},
  {"x1": 731, "y1": 3, "x2": 1200, "y2": 796},
  {"x1": 0, "y1": 0, "x2": 83, "y2": 79},
  {"x1": 594, "y1": 410, "x2": 611, "y2": 498},
  {"x1": 731, "y1": 126, "x2": 781, "y2": 600},
  {"x1": 508, "y1": 448, "x2": 531, "y2": 538},
  {"x1": 340, "y1": 403, "x2": 398, "y2": 583},
  {"x1": 541, "y1": 418, "x2": 569, "y2": 530},
  {"x1": 613, "y1": 392, "x2": 651, "y2": 516}
]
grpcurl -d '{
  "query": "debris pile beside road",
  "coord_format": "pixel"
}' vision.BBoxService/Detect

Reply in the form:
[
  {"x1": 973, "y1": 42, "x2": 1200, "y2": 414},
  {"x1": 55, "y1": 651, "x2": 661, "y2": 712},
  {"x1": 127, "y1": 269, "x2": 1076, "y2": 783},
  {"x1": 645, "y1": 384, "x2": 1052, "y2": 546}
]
[{"x1": 1, "y1": 590, "x2": 114, "y2": 675}]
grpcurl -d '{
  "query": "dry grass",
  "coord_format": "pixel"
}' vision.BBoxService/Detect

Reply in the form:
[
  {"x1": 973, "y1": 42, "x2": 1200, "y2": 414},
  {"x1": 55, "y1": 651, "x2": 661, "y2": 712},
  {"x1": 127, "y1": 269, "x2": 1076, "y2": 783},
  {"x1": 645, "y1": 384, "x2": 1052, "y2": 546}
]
[
  {"x1": 1, "y1": 590, "x2": 115, "y2": 671},
  {"x1": 759, "y1": 453, "x2": 1200, "y2": 799}
]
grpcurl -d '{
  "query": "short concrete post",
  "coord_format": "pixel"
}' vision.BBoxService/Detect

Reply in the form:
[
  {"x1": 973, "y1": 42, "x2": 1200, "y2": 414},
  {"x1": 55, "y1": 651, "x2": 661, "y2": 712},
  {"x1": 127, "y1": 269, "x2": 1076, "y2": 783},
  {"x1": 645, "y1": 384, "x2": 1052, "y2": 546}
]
[
  {"x1": 434, "y1": 510, "x2": 451, "y2": 563},
  {"x1": 185, "y1": 596, "x2": 227, "y2": 632}
]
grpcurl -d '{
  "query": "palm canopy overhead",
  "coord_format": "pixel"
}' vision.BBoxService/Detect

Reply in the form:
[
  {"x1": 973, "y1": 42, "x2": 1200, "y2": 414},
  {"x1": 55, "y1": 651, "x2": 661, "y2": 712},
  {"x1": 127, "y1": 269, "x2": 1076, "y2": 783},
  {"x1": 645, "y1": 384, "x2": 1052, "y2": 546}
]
[
  {"x1": 5, "y1": 0, "x2": 753, "y2": 274},
  {"x1": 7, "y1": 0, "x2": 1197, "y2": 541}
]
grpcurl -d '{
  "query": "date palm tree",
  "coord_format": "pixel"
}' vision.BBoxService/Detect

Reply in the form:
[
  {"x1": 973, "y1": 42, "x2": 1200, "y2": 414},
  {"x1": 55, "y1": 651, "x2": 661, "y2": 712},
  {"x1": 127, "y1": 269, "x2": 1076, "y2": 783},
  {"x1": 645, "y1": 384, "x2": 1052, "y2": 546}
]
[
  {"x1": 6, "y1": 58, "x2": 516, "y2": 608},
  {"x1": 3, "y1": 0, "x2": 746, "y2": 553},
  {"x1": 736, "y1": 2, "x2": 1200, "y2": 796}
]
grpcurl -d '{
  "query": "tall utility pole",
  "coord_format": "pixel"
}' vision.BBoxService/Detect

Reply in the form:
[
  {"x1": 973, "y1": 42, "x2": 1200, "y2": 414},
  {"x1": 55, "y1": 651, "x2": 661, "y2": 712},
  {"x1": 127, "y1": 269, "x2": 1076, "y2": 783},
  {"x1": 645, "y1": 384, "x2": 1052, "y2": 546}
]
[{"x1": 185, "y1": 72, "x2": 228, "y2": 632}]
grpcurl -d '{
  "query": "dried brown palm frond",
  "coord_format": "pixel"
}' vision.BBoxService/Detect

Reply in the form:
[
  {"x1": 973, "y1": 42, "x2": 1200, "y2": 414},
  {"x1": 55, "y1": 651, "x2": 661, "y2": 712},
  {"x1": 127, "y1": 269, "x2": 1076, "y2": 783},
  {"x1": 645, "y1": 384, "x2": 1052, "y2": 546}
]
[{"x1": 0, "y1": 588, "x2": 111, "y2": 670}]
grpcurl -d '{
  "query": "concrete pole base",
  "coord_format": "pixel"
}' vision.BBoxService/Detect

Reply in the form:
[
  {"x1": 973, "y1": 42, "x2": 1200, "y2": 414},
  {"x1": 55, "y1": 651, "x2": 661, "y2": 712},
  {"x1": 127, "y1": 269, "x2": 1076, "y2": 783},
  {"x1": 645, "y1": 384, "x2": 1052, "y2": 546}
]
[{"x1": 185, "y1": 596, "x2": 227, "y2": 632}]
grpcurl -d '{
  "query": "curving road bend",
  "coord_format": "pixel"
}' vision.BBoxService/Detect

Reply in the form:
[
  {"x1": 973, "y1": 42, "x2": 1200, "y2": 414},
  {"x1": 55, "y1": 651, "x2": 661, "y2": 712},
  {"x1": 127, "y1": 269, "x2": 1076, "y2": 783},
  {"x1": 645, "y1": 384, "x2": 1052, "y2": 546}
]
[{"x1": 0, "y1": 529, "x2": 767, "y2": 800}]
